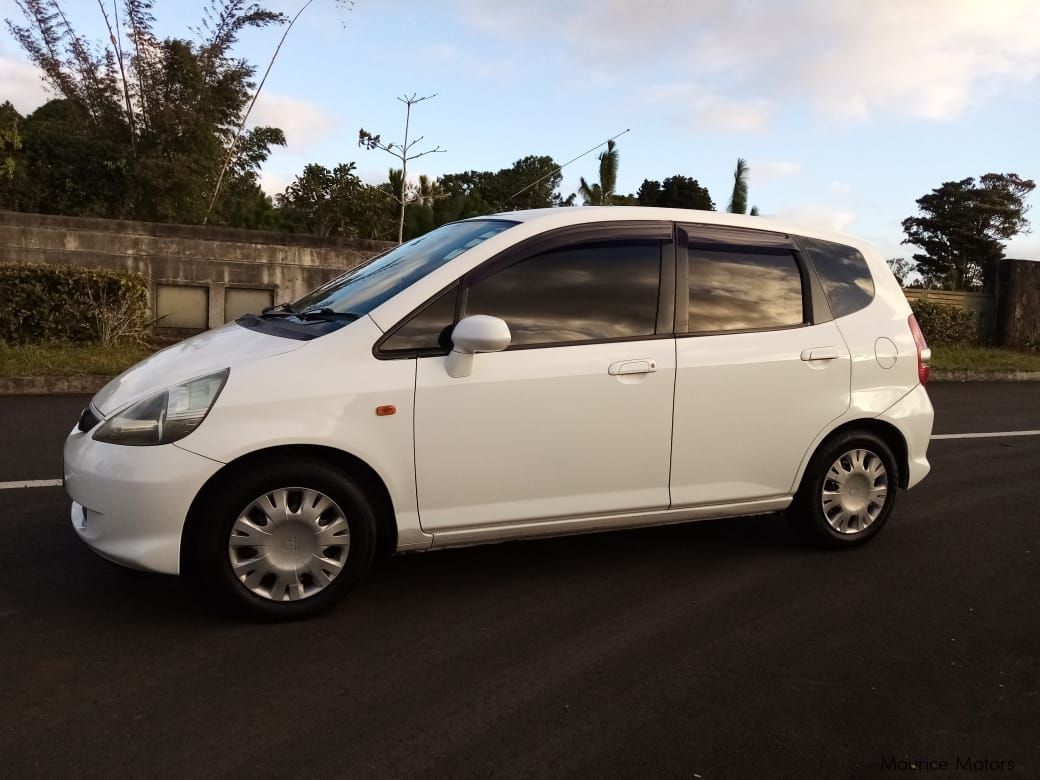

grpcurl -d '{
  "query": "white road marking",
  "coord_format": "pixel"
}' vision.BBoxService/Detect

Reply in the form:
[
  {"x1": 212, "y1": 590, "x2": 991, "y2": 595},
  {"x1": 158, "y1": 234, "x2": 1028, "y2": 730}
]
[
  {"x1": 0, "y1": 431, "x2": 1037, "y2": 488},
  {"x1": 0, "y1": 479, "x2": 63, "y2": 490},
  {"x1": 932, "y1": 430, "x2": 1040, "y2": 440}
]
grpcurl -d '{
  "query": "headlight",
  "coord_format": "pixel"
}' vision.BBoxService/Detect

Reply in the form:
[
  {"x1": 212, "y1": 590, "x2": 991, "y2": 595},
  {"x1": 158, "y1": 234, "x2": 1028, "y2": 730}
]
[{"x1": 93, "y1": 369, "x2": 229, "y2": 446}]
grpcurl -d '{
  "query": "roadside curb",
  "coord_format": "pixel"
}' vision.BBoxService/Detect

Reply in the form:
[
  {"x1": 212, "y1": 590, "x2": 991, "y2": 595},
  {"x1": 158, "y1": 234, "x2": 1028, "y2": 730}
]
[
  {"x1": 3, "y1": 369, "x2": 1039, "y2": 395},
  {"x1": 932, "y1": 369, "x2": 1040, "y2": 383},
  {"x1": 0, "y1": 375, "x2": 112, "y2": 395}
]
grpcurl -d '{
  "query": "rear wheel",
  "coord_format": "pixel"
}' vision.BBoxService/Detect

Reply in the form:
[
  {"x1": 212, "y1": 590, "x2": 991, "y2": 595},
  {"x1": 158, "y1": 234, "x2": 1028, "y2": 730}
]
[
  {"x1": 790, "y1": 431, "x2": 899, "y2": 548},
  {"x1": 189, "y1": 459, "x2": 377, "y2": 619}
]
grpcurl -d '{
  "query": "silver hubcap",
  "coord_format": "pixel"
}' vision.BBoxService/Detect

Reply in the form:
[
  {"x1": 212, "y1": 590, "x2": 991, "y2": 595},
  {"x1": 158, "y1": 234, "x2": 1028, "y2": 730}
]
[
  {"x1": 228, "y1": 487, "x2": 350, "y2": 602},
  {"x1": 821, "y1": 449, "x2": 888, "y2": 535}
]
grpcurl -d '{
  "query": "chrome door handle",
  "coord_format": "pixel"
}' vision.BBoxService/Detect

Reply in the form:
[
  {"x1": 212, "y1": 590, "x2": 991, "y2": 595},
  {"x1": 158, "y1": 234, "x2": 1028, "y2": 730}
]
[
  {"x1": 800, "y1": 346, "x2": 840, "y2": 361},
  {"x1": 608, "y1": 359, "x2": 657, "y2": 376}
]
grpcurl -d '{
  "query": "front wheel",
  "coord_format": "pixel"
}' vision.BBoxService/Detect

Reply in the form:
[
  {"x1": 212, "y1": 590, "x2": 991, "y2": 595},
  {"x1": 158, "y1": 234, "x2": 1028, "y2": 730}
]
[
  {"x1": 790, "y1": 432, "x2": 899, "y2": 548},
  {"x1": 189, "y1": 459, "x2": 378, "y2": 619}
]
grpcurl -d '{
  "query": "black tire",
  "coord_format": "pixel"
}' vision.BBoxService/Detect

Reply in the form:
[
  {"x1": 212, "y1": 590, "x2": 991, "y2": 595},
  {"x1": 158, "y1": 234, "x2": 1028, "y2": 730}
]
[
  {"x1": 789, "y1": 430, "x2": 899, "y2": 548},
  {"x1": 188, "y1": 458, "x2": 378, "y2": 620}
]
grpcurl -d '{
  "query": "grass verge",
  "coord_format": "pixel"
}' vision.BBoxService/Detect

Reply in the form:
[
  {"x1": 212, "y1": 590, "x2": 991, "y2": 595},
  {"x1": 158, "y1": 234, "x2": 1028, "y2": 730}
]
[
  {"x1": 931, "y1": 345, "x2": 1040, "y2": 372},
  {"x1": 0, "y1": 341, "x2": 154, "y2": 377}
]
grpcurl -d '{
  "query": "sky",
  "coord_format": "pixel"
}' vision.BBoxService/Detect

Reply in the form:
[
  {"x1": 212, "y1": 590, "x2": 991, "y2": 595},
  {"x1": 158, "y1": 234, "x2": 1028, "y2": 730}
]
[{"x1": 1, "y1": 0, "x2": 1038, "y2": 261}]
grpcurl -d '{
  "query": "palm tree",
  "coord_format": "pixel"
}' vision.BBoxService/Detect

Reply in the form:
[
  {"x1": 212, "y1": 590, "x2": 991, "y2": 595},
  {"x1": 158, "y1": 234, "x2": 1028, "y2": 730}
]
[
  {"x1": 579, "y1": 139, "x2": 619, "y2": 205},
  {"x1": 381, "y1": 168, "x2": 412, "y2": 224},
  {"x1": 727, "y1": 158, "x2": 749, "y2": 214},
  {"x1": 416, "y1": 174, "x2": 442, "y2": 206},
  {"x1": 386, "y1": 168, "x2": 406, "y2": 202}
]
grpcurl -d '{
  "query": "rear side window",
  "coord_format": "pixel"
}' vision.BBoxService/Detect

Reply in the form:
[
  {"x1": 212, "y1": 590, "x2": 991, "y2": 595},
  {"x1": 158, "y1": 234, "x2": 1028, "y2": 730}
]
[
  {"x1": 800, "y1": 237, "x2": 874, "y2": 318},
  {"x1": 687, "y1": 247, "x2": 805, "y2": 333},
  {"x1": 465, "y1": 241, "x2": 662, "y2": 347}
]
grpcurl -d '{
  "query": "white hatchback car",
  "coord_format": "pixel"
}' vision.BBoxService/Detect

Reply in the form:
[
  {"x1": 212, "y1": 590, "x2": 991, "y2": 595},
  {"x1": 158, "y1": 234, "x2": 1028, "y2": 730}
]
[{"x1": 65, "y1": 207, "x2": 934, "y2": 618}]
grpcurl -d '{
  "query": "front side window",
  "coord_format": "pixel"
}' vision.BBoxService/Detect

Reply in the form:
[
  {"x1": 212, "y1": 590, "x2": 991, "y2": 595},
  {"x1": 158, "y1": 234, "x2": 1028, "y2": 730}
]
[
  {"x1": 379, "y1": 285, "x2": 457, "y2": 353},
  {"x1": 687, "y1": 247, "x2": 805, "y2": 333},
  {"x1": 465, "y1": 240, "x2": 662, "y2": 347}
]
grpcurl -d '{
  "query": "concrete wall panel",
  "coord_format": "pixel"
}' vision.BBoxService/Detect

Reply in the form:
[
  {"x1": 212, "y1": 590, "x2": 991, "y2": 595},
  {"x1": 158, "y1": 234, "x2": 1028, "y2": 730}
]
[{"x1": 0, "y1": 210, "x2": 393, "y2": 334}]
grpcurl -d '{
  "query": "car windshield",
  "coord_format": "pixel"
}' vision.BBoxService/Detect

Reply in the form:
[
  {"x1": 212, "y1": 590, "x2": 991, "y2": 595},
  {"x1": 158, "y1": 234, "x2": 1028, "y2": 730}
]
[{"x1": 292, "y1": 219, "x2": 517, "y2": 316}]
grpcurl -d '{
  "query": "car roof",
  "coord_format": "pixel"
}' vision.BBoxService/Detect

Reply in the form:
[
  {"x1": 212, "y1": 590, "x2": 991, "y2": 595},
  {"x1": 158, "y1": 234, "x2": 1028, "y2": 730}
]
[{"x1": 480, "y1": 206, "x2": 873, "y2": 253}]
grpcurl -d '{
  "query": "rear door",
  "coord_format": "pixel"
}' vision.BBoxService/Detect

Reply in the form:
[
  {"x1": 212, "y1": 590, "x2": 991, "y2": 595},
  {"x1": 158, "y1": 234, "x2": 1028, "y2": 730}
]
[{"x1": 669, "y1": 224, "x2": 851, "y2": 507}]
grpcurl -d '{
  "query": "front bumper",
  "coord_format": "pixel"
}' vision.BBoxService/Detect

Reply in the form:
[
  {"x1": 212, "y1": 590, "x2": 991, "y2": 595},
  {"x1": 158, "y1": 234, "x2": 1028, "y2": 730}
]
[{"x1": 64, "y1": 426, "x2": 224, "y2": 575}]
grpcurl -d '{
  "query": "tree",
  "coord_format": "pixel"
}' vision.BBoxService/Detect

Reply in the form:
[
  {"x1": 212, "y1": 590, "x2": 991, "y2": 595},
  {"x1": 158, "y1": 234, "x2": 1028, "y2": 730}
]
[
  {"x1": 0, "y1": 102, "x2": 21, "y2": 183},
  {"x1": 637, "y1": 175, "x2": 714, "y2": 210},
  {"x1": 5, "y1": 0, "x2": 288, "y2": 224},
  {"x1": 415, "y1": 174, "x2": 443, "y2": 206},
  {"x1": 886, "y1": 258, "x2": 913, "y2": 286},
  {"x1": 901, "y1": 173, "x2": 1035, "y2": 291},
  {"x1": 727, "y1": 158, "x2": 749, "y2": 214},
  {"x1": 204, "y1": 0, "x2": 340, "y2": 224},
  {"x1": 276, "y1": 162, "x2": 395, "y2": 239},
  {"x1": 439, "y1": 155, "x2": 565, "y2": 212},
  {"x1": 359, "y1": 93, "x2": 445, "y2": 244},
  {"x1": 6, "y1": 99, "x2": 133, "y2": 216},
  {"x1": 578, "y1": 139, "x2": 619, "y2": 206}
]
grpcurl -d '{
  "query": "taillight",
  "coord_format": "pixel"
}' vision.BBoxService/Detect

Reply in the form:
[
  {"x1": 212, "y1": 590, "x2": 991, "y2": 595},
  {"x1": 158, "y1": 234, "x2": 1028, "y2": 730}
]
[{"x1": 908, "y1": 314, "x2": 931, "y2": 385}]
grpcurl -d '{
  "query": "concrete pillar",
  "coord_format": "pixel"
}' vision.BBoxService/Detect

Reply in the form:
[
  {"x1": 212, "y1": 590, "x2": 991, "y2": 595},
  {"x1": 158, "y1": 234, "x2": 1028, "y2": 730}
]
[{"x1": 208, "y1": 283, "x2": 226, "y2": 327}]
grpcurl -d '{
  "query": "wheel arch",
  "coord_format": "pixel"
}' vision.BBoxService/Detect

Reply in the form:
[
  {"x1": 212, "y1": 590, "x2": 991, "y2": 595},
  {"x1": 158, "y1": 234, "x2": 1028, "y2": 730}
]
[
  {"x1": 180, "y1": 444, "x2": 399, "y2": 574},
  {"x1": 795, "y1": 418, "x2": 910, "y2": 493}
]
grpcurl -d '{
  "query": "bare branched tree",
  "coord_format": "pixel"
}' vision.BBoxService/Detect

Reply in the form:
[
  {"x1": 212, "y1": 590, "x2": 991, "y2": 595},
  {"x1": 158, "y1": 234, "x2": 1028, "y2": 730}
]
[
  {"x1": 83, "y1": 276, "x2": 149, "y2": 345},
  {"x1": 359, "y1": 93, "x2": 446, "y2": 244}
]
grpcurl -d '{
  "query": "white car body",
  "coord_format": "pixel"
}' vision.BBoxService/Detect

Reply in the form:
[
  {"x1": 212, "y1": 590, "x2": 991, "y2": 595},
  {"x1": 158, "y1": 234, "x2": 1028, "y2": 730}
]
[{"x1": 65, "y1": 207, "x2": 933, "y2": 581}]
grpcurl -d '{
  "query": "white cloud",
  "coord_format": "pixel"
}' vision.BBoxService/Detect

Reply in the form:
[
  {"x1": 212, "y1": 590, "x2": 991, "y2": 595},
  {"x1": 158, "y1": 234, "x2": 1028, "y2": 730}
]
[
  {"x1": 774, "y1": 205, "x2": 857, "y2": 234},
  {"x1": 643, "y1": 83, "x2": 772, "y2": 133},
  {"x1": 0, "y1": 50, "x2": 49, "y2": 113},
  {"x1": 1005, "y1": 234, "x2": 1040, "y2": 260},
  {"x1": 752, "y1": 161, "x2": 801, "y2": 182},
  {"x1": 248, "y1": 91, "x2": 339, "y2": 148},
  {"x1": 830, "y1": 181, "x2": 854, "y2": 195},
  {"x1": 258, "y1": 169, "x2": 293, "y2": 198},
  {"x1": 458, "y1": 0, "x2": 1040, "y2": 124},
  {"x1": 417, "y1": 43, "x2": 516, "y2": 79}
]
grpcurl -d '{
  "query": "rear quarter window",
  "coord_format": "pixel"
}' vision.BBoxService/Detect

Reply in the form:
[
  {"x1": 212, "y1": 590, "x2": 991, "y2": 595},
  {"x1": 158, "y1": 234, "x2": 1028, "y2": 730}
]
[{"x1": 800, "y1": 236, "x2": 875, "y2": 318}]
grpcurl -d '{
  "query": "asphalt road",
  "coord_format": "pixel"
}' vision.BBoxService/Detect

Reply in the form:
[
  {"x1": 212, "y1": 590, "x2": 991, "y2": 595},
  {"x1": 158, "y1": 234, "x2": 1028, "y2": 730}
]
[{"x1": 0, "y1": 384, "x2": 1037, "y2": 778}]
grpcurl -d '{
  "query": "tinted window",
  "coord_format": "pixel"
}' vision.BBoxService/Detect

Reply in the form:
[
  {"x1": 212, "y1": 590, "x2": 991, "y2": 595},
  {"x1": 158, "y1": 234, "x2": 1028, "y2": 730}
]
[
  {"x1": 687, "y1": 248, "x2": 804, "y2": 333},
  {"x1": 292, "y1": 219, "x2": 514, "y2": 316},
  {"x1": 465, "y1": 241, "x2": 661, "y2": 347},
  {"x1": 800, "y1": 237, "x2": 874, "y2": 318},
  {"x1": 380, "y1": 286, "x2": 457, "y2": 353}
]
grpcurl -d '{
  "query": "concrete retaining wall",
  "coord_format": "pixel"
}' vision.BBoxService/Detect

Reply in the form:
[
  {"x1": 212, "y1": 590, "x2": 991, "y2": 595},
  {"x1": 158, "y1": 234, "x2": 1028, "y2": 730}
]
[
  {"x1": 996, "y1": 259, "x2": 1040, "y2": 348},
  {"x1": 0, "y1": 210, "x2": 393, "y2": 333}
]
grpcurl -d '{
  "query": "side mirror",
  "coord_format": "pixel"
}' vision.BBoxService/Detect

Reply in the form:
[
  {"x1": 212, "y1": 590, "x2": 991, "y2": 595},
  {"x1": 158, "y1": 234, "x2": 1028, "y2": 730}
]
[{"x1": 446, "y1": 315, "x2": 511, "y2": 378}]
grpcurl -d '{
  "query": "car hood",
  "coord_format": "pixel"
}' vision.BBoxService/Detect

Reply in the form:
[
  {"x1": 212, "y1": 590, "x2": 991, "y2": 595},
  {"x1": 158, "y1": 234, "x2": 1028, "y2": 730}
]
[{"x1": 92, "y1": 323, "x2": 307, "y2": 416}]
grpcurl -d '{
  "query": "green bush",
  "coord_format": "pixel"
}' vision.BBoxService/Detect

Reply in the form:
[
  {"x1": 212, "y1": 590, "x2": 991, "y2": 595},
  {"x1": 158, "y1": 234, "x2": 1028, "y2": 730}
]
[
  {"x1": 910, "y1": 299, "x2": 979, "y2": 345},
  {"x1": 0, "y1": 264, "x2": 150, "y2": 345}
]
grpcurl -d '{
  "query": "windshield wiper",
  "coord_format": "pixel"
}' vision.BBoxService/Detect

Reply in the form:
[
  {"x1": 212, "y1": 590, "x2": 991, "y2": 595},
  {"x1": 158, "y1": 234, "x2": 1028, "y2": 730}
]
[
  {"x1": 296, "y1": 307, "x2": 363, "y2": 322},
  {"x1": 260, "y1": 302, "x2": 297, "y2": 318}
]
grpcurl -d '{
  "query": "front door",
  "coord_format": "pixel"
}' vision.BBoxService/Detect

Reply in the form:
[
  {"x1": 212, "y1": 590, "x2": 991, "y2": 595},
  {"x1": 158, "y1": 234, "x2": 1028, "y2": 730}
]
[{"x1": 413, "y1": 227, "x2": 677, "y2": 533}]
